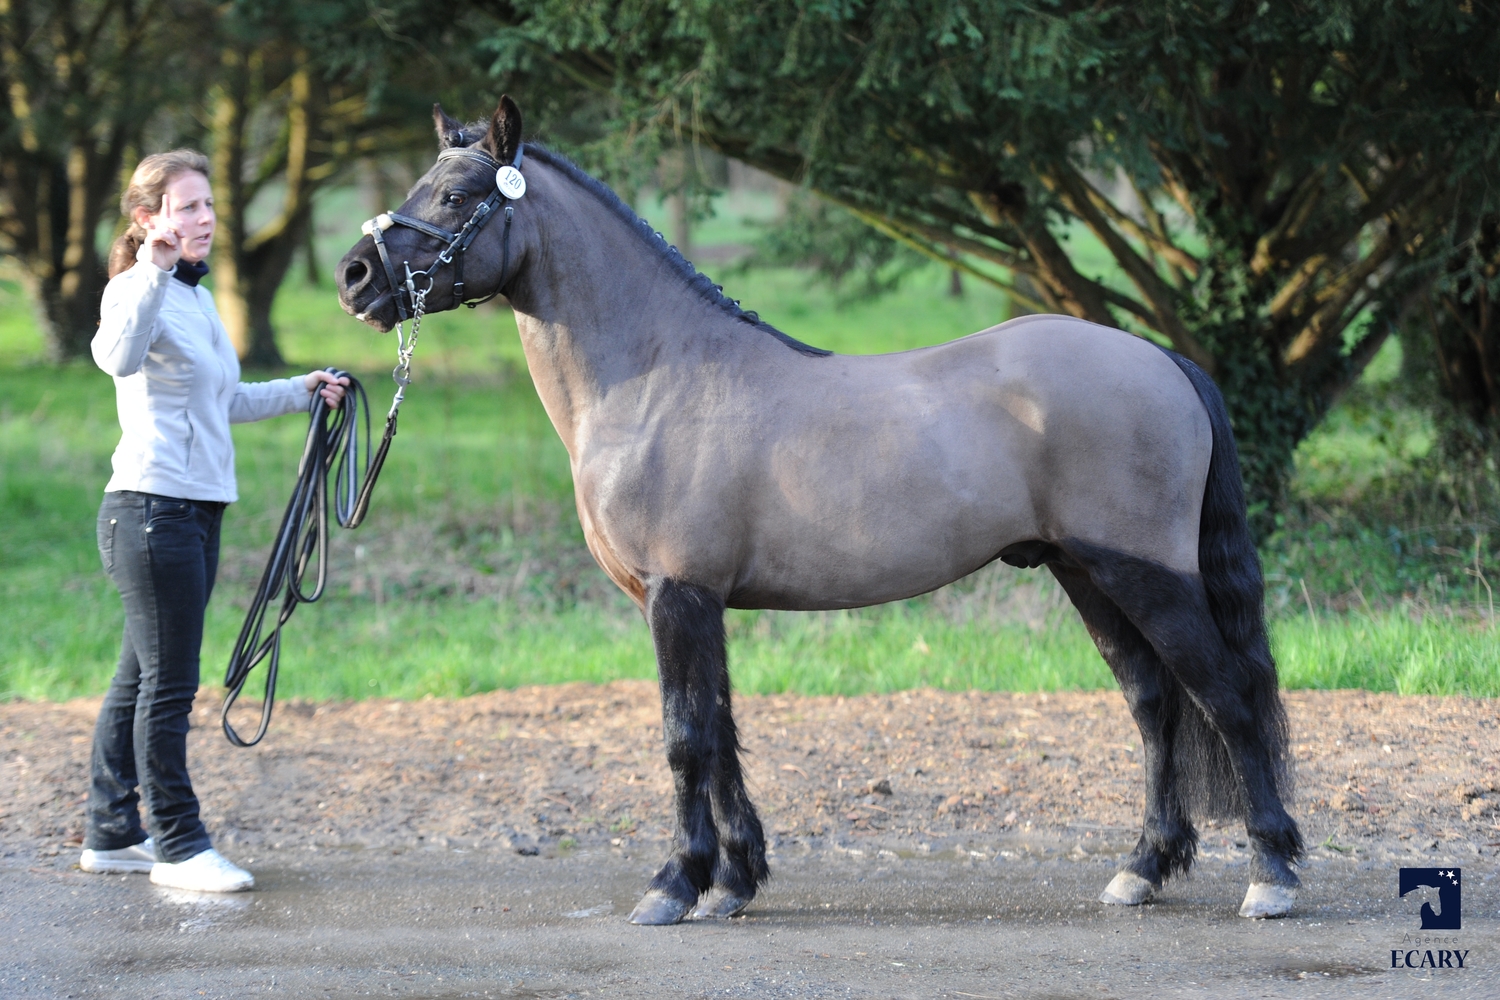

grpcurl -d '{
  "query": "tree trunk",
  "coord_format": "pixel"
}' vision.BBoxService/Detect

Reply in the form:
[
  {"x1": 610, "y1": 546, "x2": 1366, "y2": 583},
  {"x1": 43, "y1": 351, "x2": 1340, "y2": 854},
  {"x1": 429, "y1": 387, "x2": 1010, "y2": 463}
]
[
  {"x1": 209, "y1": 46, "x2": 262, "y2": 362},
  {"x1": 0, "y1": 0, "x2": 158, "y2": 360},
  {"x1": 241, "y1": 210, "x2": 310, "y2": 367},
  {"x1": 9, "y1": 139, "x2": 128, "y2": 359},
  {"x1": 1419, "y1": 215, "x2": 1500, "y2": 457},
  {"x1": 210, "y1": 51, "x2": 326, "y2": 367}
]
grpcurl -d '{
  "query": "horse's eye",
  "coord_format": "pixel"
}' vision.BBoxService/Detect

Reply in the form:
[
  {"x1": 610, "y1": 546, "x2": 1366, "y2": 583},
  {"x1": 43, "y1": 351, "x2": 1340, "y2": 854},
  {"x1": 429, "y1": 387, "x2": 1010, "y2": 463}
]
[{"x1": 446, "y1": 192, "x2": 466, "y2": 207}]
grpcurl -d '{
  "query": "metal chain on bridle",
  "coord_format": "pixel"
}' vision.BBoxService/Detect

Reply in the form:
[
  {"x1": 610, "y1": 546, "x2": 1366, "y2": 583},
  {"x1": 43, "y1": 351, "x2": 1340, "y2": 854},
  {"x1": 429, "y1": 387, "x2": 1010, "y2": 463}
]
[{"x1": 220, "y1": 142, "x2": 525, "y2": 747}]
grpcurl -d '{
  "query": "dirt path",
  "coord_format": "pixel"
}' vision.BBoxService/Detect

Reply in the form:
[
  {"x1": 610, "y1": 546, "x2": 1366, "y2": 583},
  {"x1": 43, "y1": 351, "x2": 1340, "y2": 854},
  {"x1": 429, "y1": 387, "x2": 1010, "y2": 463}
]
[
  {"x1": 5, "y1": 686, "x2": 1498, "y2": 861},
  {"x1": 5, "y1": 687, "x2": 1499, "y2": 998}
]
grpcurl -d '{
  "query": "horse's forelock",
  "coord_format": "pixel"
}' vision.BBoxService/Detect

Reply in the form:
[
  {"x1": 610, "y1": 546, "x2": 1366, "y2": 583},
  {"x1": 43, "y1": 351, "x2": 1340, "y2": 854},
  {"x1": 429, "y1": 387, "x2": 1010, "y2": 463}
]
[{"x1": 460, "y1": 120, "x2": 490, "y2": 147}]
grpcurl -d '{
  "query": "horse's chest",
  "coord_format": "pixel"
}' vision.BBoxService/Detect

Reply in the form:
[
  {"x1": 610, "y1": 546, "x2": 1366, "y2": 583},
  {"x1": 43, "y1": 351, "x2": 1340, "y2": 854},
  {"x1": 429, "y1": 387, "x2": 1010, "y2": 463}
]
[{"x1": 575, "y1": 491, "x2": 648, "y2": 607}]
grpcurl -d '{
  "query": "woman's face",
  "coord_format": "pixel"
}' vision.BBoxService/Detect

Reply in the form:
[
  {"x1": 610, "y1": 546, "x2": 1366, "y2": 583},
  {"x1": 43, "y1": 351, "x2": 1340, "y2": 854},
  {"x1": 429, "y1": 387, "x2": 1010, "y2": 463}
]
[{"x1": 135, "y1": 171, "x2": 216, "y2": 262}]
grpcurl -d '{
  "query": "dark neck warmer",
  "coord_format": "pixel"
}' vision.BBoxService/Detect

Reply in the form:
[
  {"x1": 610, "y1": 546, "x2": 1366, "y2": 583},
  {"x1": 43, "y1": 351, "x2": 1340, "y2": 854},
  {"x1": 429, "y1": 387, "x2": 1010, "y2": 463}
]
[{"x1": 173, "y1": 258, "x2": 210, "y2": 287}]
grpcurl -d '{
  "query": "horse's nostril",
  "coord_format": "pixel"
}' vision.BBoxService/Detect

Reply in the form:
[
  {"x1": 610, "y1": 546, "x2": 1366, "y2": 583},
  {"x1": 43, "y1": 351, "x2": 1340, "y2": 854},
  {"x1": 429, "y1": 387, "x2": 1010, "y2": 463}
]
[{"x1": 343, "y1": 259, "x2": 369, "y2": 287}]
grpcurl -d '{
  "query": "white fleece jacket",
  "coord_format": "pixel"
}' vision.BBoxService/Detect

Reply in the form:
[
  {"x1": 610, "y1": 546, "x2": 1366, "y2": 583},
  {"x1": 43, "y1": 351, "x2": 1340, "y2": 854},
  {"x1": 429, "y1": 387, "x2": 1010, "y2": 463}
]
[{"x1": 92, "y1": 262, "x2": 313, "y2": 503}]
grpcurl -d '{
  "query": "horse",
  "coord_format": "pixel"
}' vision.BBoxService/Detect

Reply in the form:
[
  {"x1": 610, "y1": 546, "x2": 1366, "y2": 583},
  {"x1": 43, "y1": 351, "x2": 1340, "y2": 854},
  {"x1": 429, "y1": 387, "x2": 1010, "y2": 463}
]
[{"x1": 335, "y1": 97, "x2": 1303, "y2": 924}]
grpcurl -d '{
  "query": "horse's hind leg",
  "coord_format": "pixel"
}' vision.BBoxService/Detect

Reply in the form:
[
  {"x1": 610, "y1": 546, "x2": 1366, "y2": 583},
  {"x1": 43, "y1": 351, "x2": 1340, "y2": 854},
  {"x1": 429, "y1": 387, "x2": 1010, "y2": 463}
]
[
  {"x1": 1049, "y1": 564, "x2": 1197, "y2": 905},
  {"x1": 691, "y1": 662, "x2": 769, "y2": 919},
  {"x1": 629, "y1": 579, "x2": 730, "y2": 926},
  {"x1": 1065, "y1": 542, "x2": 1303, "y2": 918}
]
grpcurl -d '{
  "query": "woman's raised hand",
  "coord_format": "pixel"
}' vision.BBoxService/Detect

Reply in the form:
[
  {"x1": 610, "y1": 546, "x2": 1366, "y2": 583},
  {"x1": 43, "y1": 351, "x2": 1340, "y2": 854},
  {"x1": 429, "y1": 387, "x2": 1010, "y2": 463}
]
[
  {"x1": 137, "y1": 223, "x2": 182, "y2": 272},
  {"x1": 137, "y1": 190, "x2": 183, "y2": 272}
]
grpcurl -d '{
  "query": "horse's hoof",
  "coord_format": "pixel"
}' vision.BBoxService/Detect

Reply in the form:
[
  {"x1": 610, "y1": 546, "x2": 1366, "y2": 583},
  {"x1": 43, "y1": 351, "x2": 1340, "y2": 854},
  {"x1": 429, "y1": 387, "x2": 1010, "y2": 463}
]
[
  {"x1": 1239, "y1": 882, "x2": 1296, "y2": 919},
  {"x1": 1099, "y1": 871, "x2": 1158, "y2": 906},
  {"x1": 628, "y1": 890, "x2": 691, "y2": 925},
  {"x1": 691, "y1": 889, "x2": 752, "y2": 919}
]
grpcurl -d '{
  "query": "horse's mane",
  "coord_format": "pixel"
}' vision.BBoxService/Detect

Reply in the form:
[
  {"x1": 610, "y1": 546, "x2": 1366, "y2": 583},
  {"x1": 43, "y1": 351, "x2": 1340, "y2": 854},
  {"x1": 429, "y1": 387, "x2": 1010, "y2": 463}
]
[{"x1": 481, "y1": 140, "x2": 830, "y2": 358}]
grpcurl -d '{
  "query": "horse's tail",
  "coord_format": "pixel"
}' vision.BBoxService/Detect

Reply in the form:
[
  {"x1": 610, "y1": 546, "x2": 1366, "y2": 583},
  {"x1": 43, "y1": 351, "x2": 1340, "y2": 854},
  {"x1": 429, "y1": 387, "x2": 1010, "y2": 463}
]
[{"x1": 1160, "y1": 351, "x2": 1294, "y2": 827}]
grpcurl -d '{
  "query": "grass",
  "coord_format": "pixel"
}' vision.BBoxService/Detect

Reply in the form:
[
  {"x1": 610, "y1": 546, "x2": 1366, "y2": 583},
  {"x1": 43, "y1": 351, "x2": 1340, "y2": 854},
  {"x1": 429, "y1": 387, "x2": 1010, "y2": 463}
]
[{"x1": 2, "y1": 185, "x2": 1496, "y2": 703}]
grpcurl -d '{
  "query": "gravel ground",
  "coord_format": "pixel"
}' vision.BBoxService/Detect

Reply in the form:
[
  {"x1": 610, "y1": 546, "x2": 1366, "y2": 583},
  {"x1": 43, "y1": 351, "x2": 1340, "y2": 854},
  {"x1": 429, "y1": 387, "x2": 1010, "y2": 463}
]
[
  {"x1": 5, "y1": 685, "x2": 1498, "y2": 864},
  {"x1": 5, "y1": 686, "x2": 1499, "y2": 999}
]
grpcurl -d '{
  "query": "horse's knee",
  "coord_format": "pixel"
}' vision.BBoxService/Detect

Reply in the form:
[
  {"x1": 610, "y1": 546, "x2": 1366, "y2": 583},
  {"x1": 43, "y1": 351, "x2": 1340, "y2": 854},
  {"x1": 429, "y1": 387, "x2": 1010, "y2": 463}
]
[{"x1": 664, "y1": 732, "x2": 710, "y2": 775}]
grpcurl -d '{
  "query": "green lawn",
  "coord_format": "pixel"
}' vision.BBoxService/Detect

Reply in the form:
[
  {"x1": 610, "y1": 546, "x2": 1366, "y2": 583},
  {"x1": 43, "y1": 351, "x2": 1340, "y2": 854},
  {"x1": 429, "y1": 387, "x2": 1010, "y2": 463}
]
[{"x1": 2, "y1": 189, "x2": 1495, "y2": 703}]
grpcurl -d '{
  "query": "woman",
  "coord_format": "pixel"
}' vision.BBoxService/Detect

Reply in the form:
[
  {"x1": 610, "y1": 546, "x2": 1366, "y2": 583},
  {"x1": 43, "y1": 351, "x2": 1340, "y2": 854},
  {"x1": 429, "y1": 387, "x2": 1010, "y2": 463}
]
[{"x1": 79, "y1": 150, "x2": 347, "y2": 893}]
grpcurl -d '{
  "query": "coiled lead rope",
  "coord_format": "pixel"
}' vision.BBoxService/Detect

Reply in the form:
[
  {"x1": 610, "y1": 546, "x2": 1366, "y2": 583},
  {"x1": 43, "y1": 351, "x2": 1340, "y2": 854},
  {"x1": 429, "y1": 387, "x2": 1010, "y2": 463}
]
[{"x1": 220, "y1": 368, "x2": 395, "y2": 747}]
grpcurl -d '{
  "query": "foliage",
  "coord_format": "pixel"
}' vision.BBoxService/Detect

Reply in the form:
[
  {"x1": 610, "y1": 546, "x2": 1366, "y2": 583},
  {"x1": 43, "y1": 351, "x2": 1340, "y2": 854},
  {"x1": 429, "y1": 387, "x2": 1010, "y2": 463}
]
[
  {"x1": 488, "y1": 0, "x2": 1500, "y2": 529},
  {"x1": 0, "y1": 0, "x2": 214, "y2": 358},
  {"x1": 206, "y1": 1, "x2": 506, "y2": 364},
  {"x1": 3, "y1": 263, "x2": 1498, "y2": 703},
  {"x1": 737, "y1": 191, "x2": 927, "y2": 301},
  {"x1": 1405, "y1": 213, "x2": 1500, "y2": 460}
]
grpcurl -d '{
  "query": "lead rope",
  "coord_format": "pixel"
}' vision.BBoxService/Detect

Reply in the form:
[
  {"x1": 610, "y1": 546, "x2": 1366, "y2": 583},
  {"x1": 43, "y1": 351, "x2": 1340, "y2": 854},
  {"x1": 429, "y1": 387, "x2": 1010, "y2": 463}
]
[
  {"x1": 222, "y1": 142, "x2": 521, "y2": 746},
  {"x1": 220, "y1": 296, "x2": 426, "y2": 748}
]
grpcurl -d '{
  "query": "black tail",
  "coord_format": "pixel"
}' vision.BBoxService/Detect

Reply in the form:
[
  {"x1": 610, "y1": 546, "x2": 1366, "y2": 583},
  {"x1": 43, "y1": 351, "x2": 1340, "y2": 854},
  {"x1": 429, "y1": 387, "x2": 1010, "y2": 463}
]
[{"x1": 1160, "y1": 351, "x2": 1294, "y2": 825}]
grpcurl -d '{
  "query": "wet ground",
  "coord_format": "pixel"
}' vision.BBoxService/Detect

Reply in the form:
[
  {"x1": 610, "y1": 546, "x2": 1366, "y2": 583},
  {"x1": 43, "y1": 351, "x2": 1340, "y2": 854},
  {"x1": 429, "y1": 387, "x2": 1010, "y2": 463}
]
[
  {"x1": 5, "y1": 685, "x2": 1498, "y2": 996},
  {"x1": 3, "y1": 837, "x2": 1495, "y2": 998}
]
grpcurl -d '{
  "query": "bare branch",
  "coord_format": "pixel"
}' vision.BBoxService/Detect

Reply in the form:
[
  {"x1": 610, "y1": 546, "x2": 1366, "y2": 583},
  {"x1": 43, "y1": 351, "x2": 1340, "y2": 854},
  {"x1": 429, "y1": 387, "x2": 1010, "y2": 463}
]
[
  {"x1": 1050, "y1": 166, "x2": 1215, "y2": 372},
  {"x1": 842, "y1": 204, "x2": 1052, "y2": 313},
  {"x1": 967, "y1": 185, "x2": 1120, "y2": 327},
  {"x1": 1127, "y1": 173, "x2": 1189, "y2": 288},
  {"x1": 1283, "y1": 234, "x2": 1398, "y2": 368},
  {"x1": 1073, "y1": 171, "x2": 1201, "y2": 278},
  {"x1": 1251, "y1": 166, "x2": 1328, "y2": 276}
]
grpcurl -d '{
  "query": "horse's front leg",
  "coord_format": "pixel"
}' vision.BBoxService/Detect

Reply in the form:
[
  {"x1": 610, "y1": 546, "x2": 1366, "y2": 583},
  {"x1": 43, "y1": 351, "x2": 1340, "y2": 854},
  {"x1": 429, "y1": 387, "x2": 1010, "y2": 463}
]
[{"x1": 628, "y1": 579, "x2": 728, "y2": 925}]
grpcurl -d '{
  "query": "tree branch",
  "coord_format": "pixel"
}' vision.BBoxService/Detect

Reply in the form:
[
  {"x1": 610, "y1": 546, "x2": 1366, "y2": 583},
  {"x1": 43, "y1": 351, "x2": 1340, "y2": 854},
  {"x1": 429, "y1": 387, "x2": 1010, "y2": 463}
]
[
  {"x1": 1073, "y1": 170, "x2": 1201, "y2": 278},
  {"x1": 967, "y1": 184, "x2": 1118, "y2": 328},
  {"x1": 840, "y1": 203, "x2": 1052, "y2": 313},
  {"x1": 1283, "y1": 233, "x2": 1398, "y2": 369},
  {"x1": 1049, "y1": 166, "x2": 1215, "y2": 371}
]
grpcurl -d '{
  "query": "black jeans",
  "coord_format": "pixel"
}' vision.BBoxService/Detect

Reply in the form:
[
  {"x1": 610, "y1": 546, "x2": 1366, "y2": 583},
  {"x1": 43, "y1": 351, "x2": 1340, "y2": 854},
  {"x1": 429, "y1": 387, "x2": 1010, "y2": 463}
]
[{"x1": 87, "y1": 491, "x2": 224, "y2": 863}]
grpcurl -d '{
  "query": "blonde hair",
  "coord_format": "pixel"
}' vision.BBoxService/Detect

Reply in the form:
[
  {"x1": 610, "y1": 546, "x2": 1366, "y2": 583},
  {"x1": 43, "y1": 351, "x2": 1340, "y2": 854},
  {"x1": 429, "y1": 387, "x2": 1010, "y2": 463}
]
[{"x1": 107, "y1": 149, "x2": 211, "y2": 278}]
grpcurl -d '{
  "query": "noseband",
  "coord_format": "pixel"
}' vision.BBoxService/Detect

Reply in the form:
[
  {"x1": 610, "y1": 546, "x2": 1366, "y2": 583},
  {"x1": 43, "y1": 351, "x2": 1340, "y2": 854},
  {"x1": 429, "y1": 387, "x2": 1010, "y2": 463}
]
[{"x1": 360, "y1": 143, "x2": 525, "y2": 322}]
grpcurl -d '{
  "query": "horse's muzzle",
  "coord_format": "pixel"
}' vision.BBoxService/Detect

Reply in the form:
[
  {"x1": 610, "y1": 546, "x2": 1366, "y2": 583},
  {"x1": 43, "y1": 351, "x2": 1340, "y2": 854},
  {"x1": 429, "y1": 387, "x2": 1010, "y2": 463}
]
[{"x1": 336, "y1": 239, "x2": 397, "y2": 331}]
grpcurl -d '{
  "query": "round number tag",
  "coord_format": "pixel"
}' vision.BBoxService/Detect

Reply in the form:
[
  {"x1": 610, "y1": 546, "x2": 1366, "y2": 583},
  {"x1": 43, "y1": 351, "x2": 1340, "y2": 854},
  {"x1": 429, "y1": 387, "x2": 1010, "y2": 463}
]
[{"x1": 496, "y1": 165, "x2": 526, "y2": 200}]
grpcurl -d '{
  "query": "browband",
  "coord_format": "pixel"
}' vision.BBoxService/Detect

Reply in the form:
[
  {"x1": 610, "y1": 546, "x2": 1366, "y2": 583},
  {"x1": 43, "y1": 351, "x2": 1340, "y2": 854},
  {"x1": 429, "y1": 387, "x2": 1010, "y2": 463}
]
[{"x1": 435, "y1": 143, "x2": 525, "y2": 172}]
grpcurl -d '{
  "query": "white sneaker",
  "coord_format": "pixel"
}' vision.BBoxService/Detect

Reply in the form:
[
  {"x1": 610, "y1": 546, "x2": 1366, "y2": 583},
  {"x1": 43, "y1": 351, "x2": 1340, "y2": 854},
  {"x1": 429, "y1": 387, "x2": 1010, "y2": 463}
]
[
  {"x1": 149, "y1": 849, "x2": 254, "y2": 893},
  {"x1": 80, "y1": 837, "x2": 156, "y2": 874}
]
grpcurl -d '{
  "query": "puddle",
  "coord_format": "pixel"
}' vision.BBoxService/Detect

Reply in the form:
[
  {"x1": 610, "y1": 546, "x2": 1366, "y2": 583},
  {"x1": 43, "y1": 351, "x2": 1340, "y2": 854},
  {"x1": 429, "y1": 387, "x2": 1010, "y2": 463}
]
[
  {"x1": 153, "y1": 887, "x2": 254, "y2": 911},
  {"x1": 1271, "y1": 962, "x2": 1379, "y2": 981},
  {"x1": 151, "y1": 886, "x2": 254, "y2": 933}
]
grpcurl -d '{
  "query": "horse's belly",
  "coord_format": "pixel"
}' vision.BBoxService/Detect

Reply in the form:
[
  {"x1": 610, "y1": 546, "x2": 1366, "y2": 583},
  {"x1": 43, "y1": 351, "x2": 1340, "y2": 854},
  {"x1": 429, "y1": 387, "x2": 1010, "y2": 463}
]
[{"x1": 727, "y1": 549, "x2": 1008, "y2": 610}]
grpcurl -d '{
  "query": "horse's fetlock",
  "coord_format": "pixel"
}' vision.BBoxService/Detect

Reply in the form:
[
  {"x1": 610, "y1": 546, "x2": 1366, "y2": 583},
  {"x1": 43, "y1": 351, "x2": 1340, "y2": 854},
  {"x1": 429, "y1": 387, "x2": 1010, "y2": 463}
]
[
  {"x1": 647, "y1": 860, "x2": 700, "y2": 905},
  {"x1": 1247, "y1": 826, "x2": 1304, "y2": 873},
  {"x1": 1249, "y1": 849, "x2": 1300, "y2": 888}
]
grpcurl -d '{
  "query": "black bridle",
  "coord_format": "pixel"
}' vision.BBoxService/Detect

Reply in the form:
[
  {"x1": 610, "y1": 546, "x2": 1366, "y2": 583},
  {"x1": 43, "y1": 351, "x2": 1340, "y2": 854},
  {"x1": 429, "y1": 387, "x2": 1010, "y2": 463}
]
[{"x1": 361, "y1": 142, "x2": 525, "y2": 322}]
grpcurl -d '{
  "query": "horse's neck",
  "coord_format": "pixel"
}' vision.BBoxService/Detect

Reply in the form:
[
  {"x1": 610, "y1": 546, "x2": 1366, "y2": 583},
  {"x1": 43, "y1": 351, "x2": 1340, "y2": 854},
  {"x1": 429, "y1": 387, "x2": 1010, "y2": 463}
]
[{"x1": 508, "y1": 167, "x2": 751, "y2": 456}]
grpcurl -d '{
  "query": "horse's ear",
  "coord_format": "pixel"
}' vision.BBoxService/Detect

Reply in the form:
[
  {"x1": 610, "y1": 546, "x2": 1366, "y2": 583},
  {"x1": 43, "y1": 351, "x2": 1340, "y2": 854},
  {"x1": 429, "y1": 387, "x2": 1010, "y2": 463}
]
[
  {"x1": 482, "y1": 95, "x2": 523, "y2": 165},
  {"x1": 433, "y1": 104, "x2": 465, "y2": 149}
]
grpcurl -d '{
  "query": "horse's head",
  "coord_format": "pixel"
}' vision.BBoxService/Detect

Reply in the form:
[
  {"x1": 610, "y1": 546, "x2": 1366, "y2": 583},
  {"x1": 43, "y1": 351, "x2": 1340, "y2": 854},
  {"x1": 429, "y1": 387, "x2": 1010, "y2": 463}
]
[{"x1": 337, "y1": 97, "x2": 526, "y2": 332}]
